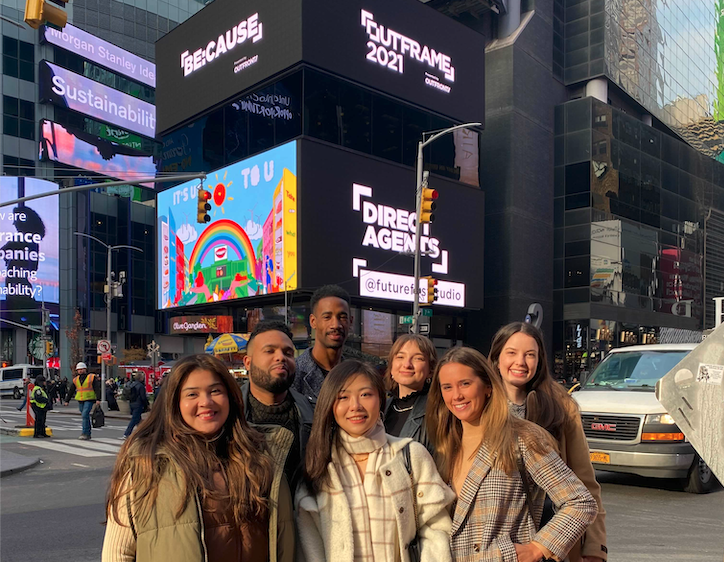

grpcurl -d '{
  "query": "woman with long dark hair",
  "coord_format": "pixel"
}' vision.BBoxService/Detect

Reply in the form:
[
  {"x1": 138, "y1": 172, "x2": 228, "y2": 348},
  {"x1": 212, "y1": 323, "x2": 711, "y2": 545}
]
[
  {"x1": 297, "y1": 360, "x2": 454, "y2": 562},
  {"x1": 102, "y1": 354, "x2": 295, "y2": 562},
  {"x1": 426, "y1": 347, "x2": 597, "y2": 562},
  {"x1": 489, "y1": 322, "x2": 607, "y2": 562},
  {"x1": 383, "y1": 334, "x2": 437, "y2": 451}
]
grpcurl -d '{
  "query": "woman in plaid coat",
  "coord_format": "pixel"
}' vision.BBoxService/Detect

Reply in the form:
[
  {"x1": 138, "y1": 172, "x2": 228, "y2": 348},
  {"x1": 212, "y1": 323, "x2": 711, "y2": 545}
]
[
  {"x1": 296, "y1": 360, "x2": 456, "y2": 562},
  {"x1": 427, "y1": 347, "x2": 598, "y2": 562}
]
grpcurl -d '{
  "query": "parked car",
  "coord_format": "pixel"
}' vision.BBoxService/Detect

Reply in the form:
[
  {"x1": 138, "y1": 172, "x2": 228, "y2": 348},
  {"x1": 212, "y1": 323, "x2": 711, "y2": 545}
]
[
  {"x1": 0, "y1": 364, "x2": 44, "y2": 399},
  {"x1": 572, "y1": 343, "x2": 718, "y2": 493}
]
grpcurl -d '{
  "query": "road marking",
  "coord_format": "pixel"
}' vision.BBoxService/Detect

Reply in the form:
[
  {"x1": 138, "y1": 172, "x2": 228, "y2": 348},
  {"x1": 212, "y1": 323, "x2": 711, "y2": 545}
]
[
  {"x1": 57, "y1": 439, "x2": 121, "y2": 453},
  {"x1": 23, "y1": 440, "x2": 113, "y2": 457},
  {"x1": 95, "y1": 438, "x2": 127, "y2": 444},
  {"x1": 72, "y1": 463, "x2": 90, "y2": 468}
]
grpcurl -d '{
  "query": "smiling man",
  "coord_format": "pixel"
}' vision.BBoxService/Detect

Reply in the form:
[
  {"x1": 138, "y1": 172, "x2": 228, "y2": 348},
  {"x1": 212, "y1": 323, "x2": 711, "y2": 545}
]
[
  {"x1": 293, "y1": 285, "x2": 352, "y2": 404},
  {"x1": 242, "y1": 320, "x2": 314, "y2": 490}
]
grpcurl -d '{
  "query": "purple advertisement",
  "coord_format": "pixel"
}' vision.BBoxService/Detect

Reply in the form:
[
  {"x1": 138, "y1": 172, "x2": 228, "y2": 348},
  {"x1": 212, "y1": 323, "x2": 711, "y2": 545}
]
[
  {"x1": 43, "y1": 23, "x2": 156, "y2": 87},
  {"x1": 39, "y1": 61, "x2": 156, "y2": 138},
  {"x1": 39, "y1": 120, "x2": 156, "y2": 186}
]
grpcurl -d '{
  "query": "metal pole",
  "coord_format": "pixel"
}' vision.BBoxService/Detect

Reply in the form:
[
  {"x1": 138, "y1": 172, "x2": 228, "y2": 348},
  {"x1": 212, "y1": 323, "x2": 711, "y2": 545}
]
[
  {"x1": 412, "y1": 141, "x2": 425, "y2": 334},
  {"x1": 103, "y1": 244, "x2": 111, "y2": 407}
]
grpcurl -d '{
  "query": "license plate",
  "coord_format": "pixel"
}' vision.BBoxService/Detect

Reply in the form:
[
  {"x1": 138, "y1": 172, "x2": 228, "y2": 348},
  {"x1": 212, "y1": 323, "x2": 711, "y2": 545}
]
[{"x1": 590, "y1": 452, "x2": 610, "y2": 464}]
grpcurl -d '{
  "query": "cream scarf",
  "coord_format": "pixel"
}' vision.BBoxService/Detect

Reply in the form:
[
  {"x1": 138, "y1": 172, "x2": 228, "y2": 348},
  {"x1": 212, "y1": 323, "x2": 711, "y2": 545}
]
[{"x1": 335, "y1": 419, "x2": 398, "y2": 562}]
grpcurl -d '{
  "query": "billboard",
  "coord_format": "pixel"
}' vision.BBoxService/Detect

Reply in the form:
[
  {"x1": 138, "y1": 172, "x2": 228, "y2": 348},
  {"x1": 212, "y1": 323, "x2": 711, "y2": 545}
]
[
  {"x1": 0, "y1": 178, "x2": 60, "y2": 320},
  {"x1": 157, "y1": 141, "x2": 297, "y2": 309},
  {"x1": 298, "y1": 140, "x2": 484, "y2": 308},
  {"x1": 155, "y1": 0, "x2": 484, "y2": 134},
  {"x1": 170, "y1": 315, "x2": 234, "y2": 334},
  {"x1": 39, "y1": 120, "x2": 156, "y2": 186},
  {"x1": 42, "y1": 23, "x2": 156, "y2": 87},
  {"x1": 39, "y1": 61, "x2": 156, "y2": 138}
]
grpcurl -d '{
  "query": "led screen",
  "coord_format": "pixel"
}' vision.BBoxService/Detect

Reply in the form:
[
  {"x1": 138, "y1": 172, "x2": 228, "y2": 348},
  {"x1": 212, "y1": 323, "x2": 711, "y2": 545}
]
[
  {"x1": 157, "y1": 141, "x2": 297, "y2": 309},
  {"x1": 0, "y1": 178, "x2": 60, "y2": 318},
  {"x1": 39, "y1": 61, "x2": 156, "y2": 138},
  {"x1": 39, "y1": 120, "x2": 156, "y2": 186},
  {"x1": 43, "y1": 23, "x2": 156, "y2": 87}
]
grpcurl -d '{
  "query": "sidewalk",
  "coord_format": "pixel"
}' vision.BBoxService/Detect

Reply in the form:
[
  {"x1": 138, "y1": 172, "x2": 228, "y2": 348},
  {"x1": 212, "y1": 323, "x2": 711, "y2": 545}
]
[{"x1": 0, "y1": 449, "x2": 40, "y2": 477}]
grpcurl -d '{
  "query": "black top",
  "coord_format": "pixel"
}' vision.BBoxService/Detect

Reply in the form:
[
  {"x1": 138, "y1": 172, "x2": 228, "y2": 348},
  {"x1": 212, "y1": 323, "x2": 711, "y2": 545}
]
[{"x1": 384, "y1": 382, "x2": 430, "y2": 437}]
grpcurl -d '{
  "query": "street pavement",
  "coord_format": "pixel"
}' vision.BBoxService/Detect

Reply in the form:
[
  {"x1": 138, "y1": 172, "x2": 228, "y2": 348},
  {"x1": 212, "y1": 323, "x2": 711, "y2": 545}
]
[{"x1": 1, "y1": 402, "x2": 723, "y2": 561}]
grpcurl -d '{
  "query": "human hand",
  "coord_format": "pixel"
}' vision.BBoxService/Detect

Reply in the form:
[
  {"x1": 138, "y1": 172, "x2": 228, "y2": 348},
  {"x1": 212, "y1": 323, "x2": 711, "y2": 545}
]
[
  {"x1": 514, "y1": 543, "x2": 545, "y2": 562},
  {"x1": 582, "y1": 557, "x2": 604, "y2": 562}
]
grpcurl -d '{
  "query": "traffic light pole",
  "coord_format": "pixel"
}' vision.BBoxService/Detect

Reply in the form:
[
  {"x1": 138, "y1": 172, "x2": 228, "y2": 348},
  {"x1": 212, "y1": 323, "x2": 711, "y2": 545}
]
[{"x1": 411, "y1": 123, "x2": 482, "y2": 334}]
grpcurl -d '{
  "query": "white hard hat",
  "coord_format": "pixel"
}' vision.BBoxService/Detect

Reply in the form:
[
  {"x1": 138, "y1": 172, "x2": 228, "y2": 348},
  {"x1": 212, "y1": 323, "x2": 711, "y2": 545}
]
[{"x1": 75, "y1": 362, "x2": 88, "y2": 370}]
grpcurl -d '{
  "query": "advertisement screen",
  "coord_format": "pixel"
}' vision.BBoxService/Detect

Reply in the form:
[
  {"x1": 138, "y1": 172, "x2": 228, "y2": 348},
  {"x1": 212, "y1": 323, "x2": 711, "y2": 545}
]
[
  {"x1": 39, "y1": 120, "x2": 156, "y2": 186},
  {"x1": 299, "y1": 140, "x2": 484, "y2": 308},
  {"x1": 0, "y1": 178, "x2": 60, "y2": 323},
  {"x1": 157, "y1": 141, "x2": 297, "y2": 309},
  {"x1": 170, "y1": 315, "x2": 234, "y2": 334},
  {"x1": 43, "y1": 23, "x2": 156, "y2": 87},
  {"x1": 39, "y1": 61, "x2": 156, "y2": 138}
]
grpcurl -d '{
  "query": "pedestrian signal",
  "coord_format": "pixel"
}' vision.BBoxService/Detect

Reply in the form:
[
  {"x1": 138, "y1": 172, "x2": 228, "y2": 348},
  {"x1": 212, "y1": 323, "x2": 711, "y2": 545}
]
[
  {"x1": 197, "y1": 189, "x2": 211, "y2": 223},
  {"x1": 419, "y1": 188, "x2": 438, "y2": 224},
  {"x1": 423, "y1": 276, "x2": 438, "y2": 305},
  {"x1": 24, "y1": 0, "x2": 68, "y2": 29}
]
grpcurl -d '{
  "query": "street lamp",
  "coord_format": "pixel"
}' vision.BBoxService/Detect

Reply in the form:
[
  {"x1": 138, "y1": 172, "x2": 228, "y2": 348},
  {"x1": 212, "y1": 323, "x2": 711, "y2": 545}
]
[
  {"x1": 411, "y1": 122, "x2": 482, "y2": 334},
  {"x1": 74, "y1": 232, "x2": 142, "y2": 408}
]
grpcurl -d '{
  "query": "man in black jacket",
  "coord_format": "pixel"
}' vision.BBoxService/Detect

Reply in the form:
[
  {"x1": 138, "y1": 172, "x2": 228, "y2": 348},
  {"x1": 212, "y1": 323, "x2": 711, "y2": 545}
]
[{"x1": 123, "y1": 372, "x2": 147, "y2": 439}]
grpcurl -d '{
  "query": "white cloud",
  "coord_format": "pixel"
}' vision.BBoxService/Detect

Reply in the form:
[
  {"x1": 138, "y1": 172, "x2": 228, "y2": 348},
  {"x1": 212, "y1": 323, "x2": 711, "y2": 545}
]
[
  {"x1": 245, "y1": 219, "x2": 263, "y2": 240},
  {"x1": 177, "y1": 222, "x2": 198, "y2": 245}
]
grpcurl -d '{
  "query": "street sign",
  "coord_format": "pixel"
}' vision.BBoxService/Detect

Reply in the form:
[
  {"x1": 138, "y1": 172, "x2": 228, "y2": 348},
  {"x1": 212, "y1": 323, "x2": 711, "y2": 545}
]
[
  {"x1": 399, "y1": 315, "x2": 414, "y2": 325},
  {"x1": 399, "y1": 309, "x2": 433, "y2": 324},
  {"x1": 421, "y1": 309, "x2": 433, "y2": 317},
  {"x1": 101, "y1": 352, "x2": 112, "y2": 362},
  {"x1": 97, "y1": 340, "x2": 111, "y2": 354},
  {"x1": 419, "y1": 324, "x2": 430, "y2": 334}
]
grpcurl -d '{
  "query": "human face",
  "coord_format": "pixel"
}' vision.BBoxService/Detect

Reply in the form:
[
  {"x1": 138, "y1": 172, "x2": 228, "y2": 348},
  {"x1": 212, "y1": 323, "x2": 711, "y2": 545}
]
[
  {"x1": 244, "y1": 330, "x2": 296, "y2": 395},
  {"x1": 333, "y1": 374, "x2": 380, "y2": 437},
  {"x1": 391, "y1": 341, "x2": 430, "y2": 393},
  {"x1": 310, "y1": 297, "x2": 351, "y2": 350},
  {"x1": 497, "y1": 332, "x2": 539, "y2": 393},
  {"x1": 179, "y1": 369, "x2": 230, "y2": 435},
  {"x1": 438, "y1": 363, "x2": 490, "y2": 425}
]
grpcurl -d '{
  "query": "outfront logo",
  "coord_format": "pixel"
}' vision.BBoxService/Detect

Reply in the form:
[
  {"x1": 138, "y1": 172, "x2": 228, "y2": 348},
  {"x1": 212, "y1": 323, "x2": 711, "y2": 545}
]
[{"x1": 180, "y1": 12, "x2": 263, "y2": 77}]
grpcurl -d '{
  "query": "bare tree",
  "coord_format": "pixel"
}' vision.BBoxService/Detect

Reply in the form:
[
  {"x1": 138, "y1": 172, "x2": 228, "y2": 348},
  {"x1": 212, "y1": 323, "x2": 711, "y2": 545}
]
[{"x1": 64, "y1": 308, "x2": 84, "y2": 369}]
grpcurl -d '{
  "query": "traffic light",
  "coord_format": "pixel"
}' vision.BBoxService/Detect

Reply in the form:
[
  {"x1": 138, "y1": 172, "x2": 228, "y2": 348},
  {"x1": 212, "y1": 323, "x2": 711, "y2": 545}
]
[
  {"x1": 45, "y1": 341, "x2": 54, "y2": 356},
  {"x1": 419, "y1": 188, "x2": 438, "y2": 224},
  {"x1": 24, "y1": 0, "x2": 68, "y2": 30},
  {"x1": 197, "y1": 189, "x2": 211, "y2": 223},
  {"x1": 423, "y1": 276, "x2": 438, "y2": 305}
]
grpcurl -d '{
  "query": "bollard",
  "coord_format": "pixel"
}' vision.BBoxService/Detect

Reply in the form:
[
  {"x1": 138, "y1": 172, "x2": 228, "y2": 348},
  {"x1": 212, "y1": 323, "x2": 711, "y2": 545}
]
[{"x1": 25, "y1": 382, "x2": 35, "y2": 427}]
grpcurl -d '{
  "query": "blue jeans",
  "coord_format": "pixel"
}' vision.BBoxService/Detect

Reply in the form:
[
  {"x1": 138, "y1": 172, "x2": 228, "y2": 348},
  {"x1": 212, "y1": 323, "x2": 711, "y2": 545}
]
[
  {"x1": 78, "y1": 400, "x2": 94, "y2": 436},
  {"x1": 124, "y1": 403, "x2": 144, "y2": 437}
]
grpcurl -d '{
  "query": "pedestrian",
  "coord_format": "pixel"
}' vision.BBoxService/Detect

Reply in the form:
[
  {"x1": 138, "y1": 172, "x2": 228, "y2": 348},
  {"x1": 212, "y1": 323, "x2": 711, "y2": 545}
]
[
  {"x1": 65, "y1": 362, "x2": 101, "y2": 440},
  {"x1": 296, "y1": 360, "x2": 455, "y2": 562},
  {"x1": 30, "y1": 375, "x2": 50, "y2": 438},
  {"x1": 102, "y1": 354, "x2": 295, "y2": 562},
  {"x1": 122, "y1": 372, "x2": 147, "y2": 439},
  {"x1": 488, "y1": 322, "x2": 608, "y2": 562},
  {"x1": 57, "y1": 375, "x2": 68, "y2": 404},
  {"x1": 45, "y1": 376, "x2": 56, "y2": 410},
  {"x1": 106, "y1": 379, "x2": 120, "y2": 411},
  {"x1": 426, "y1": 347, "x2": 598, "y2": 562},
  {"x1": 241, "y1": 320, "x2": 314, "y2": 491},
  {"x1": 383, "y1": 333, "x2": 437, "y2": 452},
  {"x1": 293, "y1": 284, "x2": 352, "y2": 404}
]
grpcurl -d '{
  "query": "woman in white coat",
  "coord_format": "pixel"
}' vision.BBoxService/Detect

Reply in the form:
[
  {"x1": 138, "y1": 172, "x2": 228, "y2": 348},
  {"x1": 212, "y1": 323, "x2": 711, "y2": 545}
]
[{"x1": 296, "y1": 359, "x2": 455, "y2": 562}]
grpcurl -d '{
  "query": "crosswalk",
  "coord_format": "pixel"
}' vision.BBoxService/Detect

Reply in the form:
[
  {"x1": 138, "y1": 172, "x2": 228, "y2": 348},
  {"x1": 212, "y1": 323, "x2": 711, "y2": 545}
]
[{"x1": 24, "y1": 437, "x2": 123, "y2": 457}]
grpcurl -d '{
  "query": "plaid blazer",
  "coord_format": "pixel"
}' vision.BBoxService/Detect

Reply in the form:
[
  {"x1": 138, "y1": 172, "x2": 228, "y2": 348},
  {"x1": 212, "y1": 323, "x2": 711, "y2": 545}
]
[{"x1": 450, "y1": 436, "x2": 598, "y2": 562}]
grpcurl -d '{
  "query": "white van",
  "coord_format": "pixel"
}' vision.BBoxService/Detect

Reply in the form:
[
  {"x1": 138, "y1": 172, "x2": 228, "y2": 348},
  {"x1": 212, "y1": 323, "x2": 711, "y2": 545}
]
[
  {"x1": 572, "y1": 343, "x2": 718, "y2": 493},
  {"x1": 0, "y1": 364, "x2": 45, "y2": 399}
]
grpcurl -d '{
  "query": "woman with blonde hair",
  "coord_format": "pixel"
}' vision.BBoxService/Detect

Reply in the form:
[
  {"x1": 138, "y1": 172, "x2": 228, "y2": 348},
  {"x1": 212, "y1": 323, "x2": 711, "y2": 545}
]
[
  {"x1": 383, "y1": 334, "x2": 437, "y2": 451},
  {"x1": 297, "y1": 360, "x2": 454, "y2": 562},
  {"x1": 102, "y1": 354, "x2": 295, "y2": 562},
  {"x1": 489, "y1": 322, "x2": 607, "y2": 562},
  {"x1": 426, "y1": 347, "x2": 597, "y2": 562}
]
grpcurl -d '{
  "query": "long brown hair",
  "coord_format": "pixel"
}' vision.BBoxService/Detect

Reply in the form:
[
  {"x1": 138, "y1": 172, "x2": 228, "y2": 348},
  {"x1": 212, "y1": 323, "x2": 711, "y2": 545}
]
[
  {"x1": 488, "y1": 322, "x2": 575, "y2": 441},
  {"x1": 384, "y1": 334, "x2": 437, "y2": 393},
  {"x1": 106, "y1": 354, "x2": 273, "y2": 527},
  {"x1": 303, "y1": 360, "x2": 386, "y2": 494},
  {"x1": 426, "y1": 347, "x2": 553, "y2": 481}
]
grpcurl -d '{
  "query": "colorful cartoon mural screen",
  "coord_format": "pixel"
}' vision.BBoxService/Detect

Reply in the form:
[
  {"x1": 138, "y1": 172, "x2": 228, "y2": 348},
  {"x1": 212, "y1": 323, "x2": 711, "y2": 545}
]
[{"x1": 156, "y1": 141, "x2": 297, "y2": 309}]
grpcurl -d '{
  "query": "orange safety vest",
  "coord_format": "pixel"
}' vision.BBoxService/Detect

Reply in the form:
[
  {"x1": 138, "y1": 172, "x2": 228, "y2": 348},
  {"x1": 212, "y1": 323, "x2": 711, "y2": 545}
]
[{"x1": 73, "y1": 374, "x2": 97, "y2": 401}]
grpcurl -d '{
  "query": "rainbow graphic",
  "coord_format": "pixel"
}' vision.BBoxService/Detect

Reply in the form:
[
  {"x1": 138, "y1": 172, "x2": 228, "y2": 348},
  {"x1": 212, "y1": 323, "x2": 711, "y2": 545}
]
[{"x1": 189, "y1": 219, "x2": 256, "y2": 271}]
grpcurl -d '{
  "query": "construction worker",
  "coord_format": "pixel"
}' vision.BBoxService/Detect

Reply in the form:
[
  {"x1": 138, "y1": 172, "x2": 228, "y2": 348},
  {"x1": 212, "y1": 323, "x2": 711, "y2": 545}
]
[
  {"x1": 65, "y1": 362, "x2": 101, "y2": 440},
  {"x1": 30, "y1": 375, "x2": 50, "y2": 438}
]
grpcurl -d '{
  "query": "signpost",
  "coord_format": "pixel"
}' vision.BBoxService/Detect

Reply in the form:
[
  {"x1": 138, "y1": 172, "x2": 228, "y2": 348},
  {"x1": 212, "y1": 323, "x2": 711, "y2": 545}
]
[{"x1": 97, "y1": 340, "x2": 111, "y2": 354}]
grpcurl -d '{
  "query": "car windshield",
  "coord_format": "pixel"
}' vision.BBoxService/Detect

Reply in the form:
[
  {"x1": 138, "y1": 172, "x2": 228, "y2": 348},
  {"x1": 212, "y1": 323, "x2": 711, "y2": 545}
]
[{"x1": 582, "y1": 350, "x2": 690, "y2": 391}]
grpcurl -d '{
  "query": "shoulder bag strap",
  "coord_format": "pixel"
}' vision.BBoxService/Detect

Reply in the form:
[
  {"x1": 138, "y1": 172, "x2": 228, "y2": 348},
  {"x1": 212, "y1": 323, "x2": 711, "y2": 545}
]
[
  {"x1": 516, "y1": 447, "x2": 540, "y2": 533},
  {"x1": 403, "y1": 443, "x2": 420, "y2": 532}
]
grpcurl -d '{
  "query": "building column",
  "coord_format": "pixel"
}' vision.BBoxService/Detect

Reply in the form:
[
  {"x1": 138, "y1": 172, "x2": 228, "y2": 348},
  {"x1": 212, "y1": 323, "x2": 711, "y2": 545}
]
[
  {"x1": 586, "y1": 78, "x2": 608, "y2": 103},
  {"x1": 498, "y1": 0, "x2": 521, "y2": 39}
]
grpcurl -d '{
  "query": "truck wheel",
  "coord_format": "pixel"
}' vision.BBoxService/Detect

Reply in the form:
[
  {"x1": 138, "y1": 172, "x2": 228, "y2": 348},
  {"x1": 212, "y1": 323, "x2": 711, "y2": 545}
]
[
  {"x1": 13, "y1": 387, "x2": 21, "y2": 400},
  {"x1": 683, "y1": 455, "x2": 717, "y2": 494}
]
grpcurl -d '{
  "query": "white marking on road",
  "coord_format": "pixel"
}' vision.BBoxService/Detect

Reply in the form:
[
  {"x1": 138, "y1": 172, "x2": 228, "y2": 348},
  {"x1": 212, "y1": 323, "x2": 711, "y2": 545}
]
[
  {"x1": 95, "y1": 438, "x2": 127, "y2": 444},
  {"x1": 23, "y1": 441, "x2": 113, "y2": 457},
  {"x1": 57, "y1": 439, "x2": 121, "y2": 453},
  {"x1": 72, "y1": 463, "x2": 90, "y2": 468}
]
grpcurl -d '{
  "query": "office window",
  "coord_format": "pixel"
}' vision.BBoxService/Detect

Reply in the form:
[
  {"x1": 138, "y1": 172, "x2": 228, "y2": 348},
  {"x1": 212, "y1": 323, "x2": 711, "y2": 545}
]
[
  {"x1": 3, "y1": 95, "x2": 35, "y2": 140},
  {"x1": 2, "y1": 155, "x2": 35, "y2": 176},
  {"x1": 3, "y1": 36, "x2": 34, "y2": 82}
]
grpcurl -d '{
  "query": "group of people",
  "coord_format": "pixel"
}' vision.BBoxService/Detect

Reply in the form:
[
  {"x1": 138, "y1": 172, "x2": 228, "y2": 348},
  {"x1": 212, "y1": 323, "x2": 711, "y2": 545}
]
[{"x1": 102, "y1": 285, "x2": 607, "y2": 562}]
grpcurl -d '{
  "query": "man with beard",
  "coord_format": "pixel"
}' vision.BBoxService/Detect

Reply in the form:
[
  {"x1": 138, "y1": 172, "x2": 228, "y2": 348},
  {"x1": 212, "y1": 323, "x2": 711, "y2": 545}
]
[
  {"x1": 241, "y1": 320, "x2": 314, "y2": 490},
  {"x1": 293, "y1": 285, "x2": 352, "y2": 404}
]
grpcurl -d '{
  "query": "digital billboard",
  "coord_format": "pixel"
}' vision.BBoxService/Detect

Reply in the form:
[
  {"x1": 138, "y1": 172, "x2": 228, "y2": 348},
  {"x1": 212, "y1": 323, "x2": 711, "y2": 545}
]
[
  {"x1": 0, "y1": 178, "x2": 60, "y2": 323},
  {"x1": 39, "y1": 120, "x2": 156, "y2": 186},
  {"x1": 157, "y1": 141, "x2": 297, "y2": 309},
  {"x1": 155, "y1": 0, "x2": 484, "y2": 134},
  {"x1": 299, "y1": 140, "x2": 484, "y2": 308},
  {"x1": 39, "y1": 61, "x2": 156, "y2": 138},
  {"x1": 42, "y1": 23, "x2": 156, "y2": 87}
]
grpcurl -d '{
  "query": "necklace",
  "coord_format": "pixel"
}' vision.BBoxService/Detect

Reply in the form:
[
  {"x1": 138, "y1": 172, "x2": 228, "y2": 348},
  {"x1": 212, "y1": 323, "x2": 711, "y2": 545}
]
[
  {"x1": 392, "y1": 403, "x2": 414, "y2": 413},
  {"x1": 351, "y1": 453, "x2": 370, "y2": 462}
]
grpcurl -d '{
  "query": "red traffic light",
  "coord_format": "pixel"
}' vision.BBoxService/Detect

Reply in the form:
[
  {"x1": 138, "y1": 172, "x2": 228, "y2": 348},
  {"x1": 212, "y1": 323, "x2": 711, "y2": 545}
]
[{"x1": 202, "y1": 190, "x2": 212, "y2": 200}]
